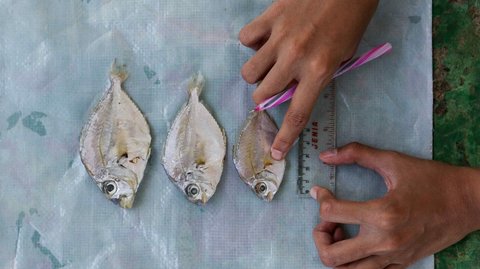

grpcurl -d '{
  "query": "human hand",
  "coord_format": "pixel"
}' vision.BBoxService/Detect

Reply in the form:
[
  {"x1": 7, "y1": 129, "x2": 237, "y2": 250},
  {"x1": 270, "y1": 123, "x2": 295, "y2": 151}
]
[
  {"x1": 310, "y1": 143, "x2": 480, "y2": 268},
  {"x1": 239, "y1": 0, "x2": 379, "y2": 160}
]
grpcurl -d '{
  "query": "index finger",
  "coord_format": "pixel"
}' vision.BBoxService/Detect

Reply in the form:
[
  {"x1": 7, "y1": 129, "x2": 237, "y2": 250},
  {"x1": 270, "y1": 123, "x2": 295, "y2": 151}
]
[{"x1": 270, "y1": 78, "x2": 325, "y2": 160}]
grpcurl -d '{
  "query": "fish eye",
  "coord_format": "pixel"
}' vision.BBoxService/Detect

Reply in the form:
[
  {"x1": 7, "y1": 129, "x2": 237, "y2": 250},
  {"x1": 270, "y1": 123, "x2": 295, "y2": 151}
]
[
  {"x1": 103, "y1": 181, "x2": 117, "y2": 195},
  {"x1": 255, "y1": 182, "x2": 267, "y2": 194},
  {"x1": 185, "y1": 184, "x2": 200, "y2": 198}
]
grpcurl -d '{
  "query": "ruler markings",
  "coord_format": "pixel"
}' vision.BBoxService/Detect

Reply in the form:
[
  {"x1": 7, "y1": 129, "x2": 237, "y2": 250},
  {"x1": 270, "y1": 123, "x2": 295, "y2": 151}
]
[{"x1": 297, "y1": 80, "x2": 336, "y2": 197}]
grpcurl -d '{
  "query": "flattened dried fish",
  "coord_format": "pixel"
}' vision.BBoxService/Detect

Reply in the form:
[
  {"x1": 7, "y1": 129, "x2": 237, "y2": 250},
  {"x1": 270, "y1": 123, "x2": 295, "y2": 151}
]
[
  {"x1": 163, "y1": 73, "x2": 226, "y2": 204},
  {"x1": 80, "y1": 62, "x2": 151, "y2": 209},
  {"x1": 233, "y1": 110, "x2": 285, "y2": 201}
]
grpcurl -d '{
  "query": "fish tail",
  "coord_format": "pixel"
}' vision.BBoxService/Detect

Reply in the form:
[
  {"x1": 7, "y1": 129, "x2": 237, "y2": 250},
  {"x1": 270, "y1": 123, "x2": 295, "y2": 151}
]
[
  {"x1": 188, "y1": 72, "x2": 205, "y2": 96},
  {"x1": 110, "y1": 59, "x2": 129, "y2": 83}
]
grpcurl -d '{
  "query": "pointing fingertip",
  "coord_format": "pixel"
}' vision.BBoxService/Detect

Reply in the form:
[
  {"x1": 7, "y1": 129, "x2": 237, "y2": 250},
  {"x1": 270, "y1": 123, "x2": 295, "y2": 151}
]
[
  {"x1": 271, "y1": 137, "x2": 291, "y2": 160},
  {"x1": 310, "y1": 186, "x2": 320, "y2": 200},
  {"x1": 271, "y1": 148, "x2": 284, "y2": 161}
]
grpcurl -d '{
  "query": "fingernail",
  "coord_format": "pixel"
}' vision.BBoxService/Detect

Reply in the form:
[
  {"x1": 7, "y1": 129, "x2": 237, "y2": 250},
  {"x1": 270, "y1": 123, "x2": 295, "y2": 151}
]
[
  {"x1": 309, "y1": 186, "x2": 319, "y2": 200},
  {"x1": 271, "y1": 149, "x2": 284, "y2": 161},
  {"x1": 320, "y1": 148, "x2": 337, "y2": 159}
]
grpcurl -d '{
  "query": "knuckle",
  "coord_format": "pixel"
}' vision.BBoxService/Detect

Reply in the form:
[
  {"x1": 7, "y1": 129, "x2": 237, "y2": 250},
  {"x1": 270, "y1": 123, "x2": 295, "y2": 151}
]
[
  {"x1": 348, "y1": 141, "x2": 362, "y2": 150},
  {"x1": 241, "y1": 62, "x2": 258, "y2": 83},
  {"x1": 377, "y1": 204, "x2": 405, "y2": 230},
  {"x1": 239, "y1": 28, "x2": 254, "y2": 45},
  {"x1": 273, "y1": 135, "x2": 291, "y2": 151},
  {"x1": 382, "y1": 234, "x2": 405, "y2": 252},
  {"x1": 319, "y1": 250, "x2": 336, "y2": 267},
  {"x1": 307, "y1": 58, "x2": 330, "y2": 81},
  {"x1": 268, "y1": 2, "x2": 286, "y2": 18},
  {"x1": 319, "y1": 200, "x2": 333, "y2": 218},
  {"x1": 273, "y1": 26, "x2": 288, "y2": 42},
  {"x1": 377, "y1": 213, "x2": 397, "y2": 230},
  {"x1": 343, "y1": 142, "x2": 362, "y2": 158},
  {"x1": 252, "y1": 90, "x2": 265, "y2": 104},
  {"x1": 286, "y1": 39, "x2": 306, "y2": 61},
  {"x1": 285, "y1": 110, "x2": 309, "y2": 129}
]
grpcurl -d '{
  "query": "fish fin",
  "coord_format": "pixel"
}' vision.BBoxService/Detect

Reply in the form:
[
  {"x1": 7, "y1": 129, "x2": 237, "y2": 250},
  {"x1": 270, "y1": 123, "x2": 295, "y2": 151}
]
[
  {"x1": 110, "y1": 59, "x2": 129, "y2": 83},
  {"x1": 188, "y1": 72, "x2": 205, "y2": 96}
]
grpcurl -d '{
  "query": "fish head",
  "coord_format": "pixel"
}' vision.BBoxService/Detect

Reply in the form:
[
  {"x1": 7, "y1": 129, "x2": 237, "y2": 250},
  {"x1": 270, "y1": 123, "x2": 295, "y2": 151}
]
[
  {"x1": 181, "y1": 171, "x2": 215, "y2": 204},
  {"x1": 252, "y1": 170, "x2": 280, "y2": 202},
  {"x1": 100, "y1": 169, "x2": 138, "y2": 208}
]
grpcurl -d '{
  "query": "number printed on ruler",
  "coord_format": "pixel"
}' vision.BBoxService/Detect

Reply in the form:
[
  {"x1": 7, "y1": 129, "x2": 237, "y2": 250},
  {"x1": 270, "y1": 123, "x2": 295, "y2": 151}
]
[{"x1": 297, "y1": 81, "x2": 336, "y2": 197}]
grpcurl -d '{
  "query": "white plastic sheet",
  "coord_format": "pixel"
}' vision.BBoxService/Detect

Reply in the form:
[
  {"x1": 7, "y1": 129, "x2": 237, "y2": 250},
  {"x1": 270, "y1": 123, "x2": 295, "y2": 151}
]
[{"x1": 0, "y1": 0, "x2": 432, "y2": 268}]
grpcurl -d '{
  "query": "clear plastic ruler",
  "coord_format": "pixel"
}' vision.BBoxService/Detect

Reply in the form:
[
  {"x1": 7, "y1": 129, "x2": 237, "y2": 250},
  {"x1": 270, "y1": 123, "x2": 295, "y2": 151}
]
[{"x1": 297, "y1": 80, "x2": 336, "y2": 197}]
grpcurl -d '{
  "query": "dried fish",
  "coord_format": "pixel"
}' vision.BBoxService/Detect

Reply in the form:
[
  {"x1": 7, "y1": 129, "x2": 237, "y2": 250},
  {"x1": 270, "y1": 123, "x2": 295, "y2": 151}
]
[
  {"x1": 80, "y1": 62, "x2": 151, "y2": 209},
  {"x1": 233, "y1": 110, "x2": 285, "y2": 201},
  {"x1": 163, "y1": 73, "x2": 226, "y2": 204}
]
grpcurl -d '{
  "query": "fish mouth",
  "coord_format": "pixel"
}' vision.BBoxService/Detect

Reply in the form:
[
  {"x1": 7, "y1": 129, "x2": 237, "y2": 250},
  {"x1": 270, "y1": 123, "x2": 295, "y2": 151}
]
[
  {"x1": 264, "y1": 192, "x2": 274, "y2": 202},
  {"x1": 197, "y1": 193, "x2": 209, "y2": 205},
  {"x1": 185, "y1": 193, "x2": 210, "y2": 205},
  {"x1": 112, "y1": 195, "x2": 135, "y2": 209}
]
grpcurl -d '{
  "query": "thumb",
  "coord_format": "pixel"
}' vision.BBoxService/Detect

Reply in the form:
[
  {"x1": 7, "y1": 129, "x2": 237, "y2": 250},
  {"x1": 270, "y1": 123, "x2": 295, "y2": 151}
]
[
  {"x1": 310, "y1": 185, "x2": 335, "y2": 204},
  {"x1": 319, "y1": 142, "x2": 392, "y2": 178},
  {"x1": 309, "y1": 185, "x2": 377, "y2": 224}
]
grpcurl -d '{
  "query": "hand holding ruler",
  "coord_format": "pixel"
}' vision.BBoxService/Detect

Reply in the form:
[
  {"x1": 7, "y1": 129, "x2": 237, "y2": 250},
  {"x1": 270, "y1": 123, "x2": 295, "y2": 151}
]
[{"x1": 254, "y1": 43, "x2": 392, "y2": 196}]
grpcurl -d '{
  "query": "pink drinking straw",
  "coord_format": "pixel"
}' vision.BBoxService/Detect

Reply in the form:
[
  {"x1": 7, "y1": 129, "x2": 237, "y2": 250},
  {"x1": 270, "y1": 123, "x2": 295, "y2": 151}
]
[{"x1": 254, "y1": 43, "x2": 393, "y2": 111}]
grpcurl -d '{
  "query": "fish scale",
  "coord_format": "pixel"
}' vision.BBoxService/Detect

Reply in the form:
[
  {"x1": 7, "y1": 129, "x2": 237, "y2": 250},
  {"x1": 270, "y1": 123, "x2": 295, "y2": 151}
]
[{"x1": 297, "y1": 80, "x2": 336, "y2": 197}]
